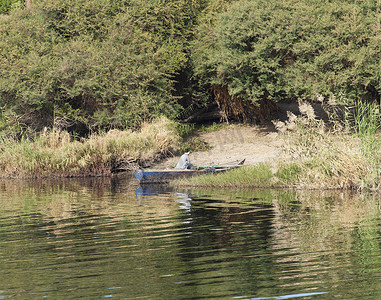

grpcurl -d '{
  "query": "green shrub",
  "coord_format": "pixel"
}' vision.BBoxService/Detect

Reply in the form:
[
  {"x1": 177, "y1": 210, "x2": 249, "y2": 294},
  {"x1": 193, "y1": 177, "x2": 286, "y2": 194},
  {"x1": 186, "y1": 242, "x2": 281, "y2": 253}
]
[
  {"x1": 0, "y1": 0, "x2": 199, "y2": 134},
  {"x1": 0, "y1": 0, "x2": 23, "y2": 14},
  {"x1": 192, "y1": 0, "x2": 381, "y2": 120}
]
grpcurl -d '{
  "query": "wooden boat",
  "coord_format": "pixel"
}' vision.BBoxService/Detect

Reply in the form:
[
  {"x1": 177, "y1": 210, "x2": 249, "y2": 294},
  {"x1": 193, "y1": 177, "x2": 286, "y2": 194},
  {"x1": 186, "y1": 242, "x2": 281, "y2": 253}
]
[{"x1": 135, "y1": 159, "x2": 245, "y2": 184}]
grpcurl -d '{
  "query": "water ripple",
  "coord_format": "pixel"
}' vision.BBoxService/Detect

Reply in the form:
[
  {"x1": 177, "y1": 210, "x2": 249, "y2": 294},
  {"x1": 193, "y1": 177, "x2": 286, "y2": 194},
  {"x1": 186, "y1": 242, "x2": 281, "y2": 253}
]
[{"x1": 0, "y1": 182, "x2": 380, "y2": 299}]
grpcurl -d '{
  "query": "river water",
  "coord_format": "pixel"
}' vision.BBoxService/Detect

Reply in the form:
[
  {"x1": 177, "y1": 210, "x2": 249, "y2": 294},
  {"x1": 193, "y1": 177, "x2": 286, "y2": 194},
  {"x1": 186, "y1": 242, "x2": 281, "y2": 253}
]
[{"x1": 0, "y1": 175, "x2": 380, "y2": 299}]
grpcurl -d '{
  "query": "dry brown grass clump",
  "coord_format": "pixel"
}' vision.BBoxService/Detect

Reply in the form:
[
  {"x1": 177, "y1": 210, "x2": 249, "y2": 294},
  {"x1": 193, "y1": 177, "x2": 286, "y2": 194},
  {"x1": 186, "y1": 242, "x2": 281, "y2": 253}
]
[
  {"x1": 0, "y1": 117, "x2": 180, "y2": 178},
  {"x1": 274, "y1": 100, "x2": 381, "y2": 191}
]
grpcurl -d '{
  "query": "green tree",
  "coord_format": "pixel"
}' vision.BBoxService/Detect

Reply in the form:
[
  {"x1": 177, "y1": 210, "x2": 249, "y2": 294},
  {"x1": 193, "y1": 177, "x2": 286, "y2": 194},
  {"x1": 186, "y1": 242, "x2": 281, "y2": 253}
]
[
  {"x1": 0, "y1": 0, "x2": 201, "y2": 135},
  {"x1": 192, "y1": 0, "x2": 381, "y2": 121}
]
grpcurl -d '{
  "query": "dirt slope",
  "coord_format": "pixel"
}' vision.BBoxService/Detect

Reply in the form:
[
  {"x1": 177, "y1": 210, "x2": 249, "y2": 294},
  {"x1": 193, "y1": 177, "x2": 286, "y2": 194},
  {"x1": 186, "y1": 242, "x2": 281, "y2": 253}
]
[{"x1": 155, "y1": 124, "x2": 287, "y2": 169}]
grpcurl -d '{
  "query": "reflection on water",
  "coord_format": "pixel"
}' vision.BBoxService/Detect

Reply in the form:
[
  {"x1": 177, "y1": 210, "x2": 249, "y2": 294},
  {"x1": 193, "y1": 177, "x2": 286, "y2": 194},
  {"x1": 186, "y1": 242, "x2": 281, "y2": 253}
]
[{"x1": 0, "y1": 176, "x2": 380, "y2": 299}]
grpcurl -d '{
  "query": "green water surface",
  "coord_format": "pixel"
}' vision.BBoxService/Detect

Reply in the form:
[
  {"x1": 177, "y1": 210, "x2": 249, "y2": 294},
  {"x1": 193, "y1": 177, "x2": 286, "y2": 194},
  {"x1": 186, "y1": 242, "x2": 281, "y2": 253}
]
[{"x1": 0, "y1": 176, "x2": 380, "y2": 299}]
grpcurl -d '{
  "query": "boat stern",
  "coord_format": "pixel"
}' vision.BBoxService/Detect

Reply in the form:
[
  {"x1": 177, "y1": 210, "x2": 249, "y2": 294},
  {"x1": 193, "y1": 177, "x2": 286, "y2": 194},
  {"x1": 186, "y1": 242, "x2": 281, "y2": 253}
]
[{"x1": 135, "y1": 170, "x2": 144, "y2": 182}]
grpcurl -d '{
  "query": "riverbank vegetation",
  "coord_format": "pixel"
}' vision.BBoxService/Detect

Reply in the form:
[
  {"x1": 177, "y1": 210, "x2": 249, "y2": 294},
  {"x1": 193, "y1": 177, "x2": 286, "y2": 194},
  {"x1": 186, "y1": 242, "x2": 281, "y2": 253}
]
[
  {"x1": 276, "y1": 100, "x2": 381, "y2": 191},
  {"x1": 2, "y1": 0, "x2": 381, "y2": 181},
  {"x1": 2, "y1": 0, "x2": 381, "y2": 134},
  {"x1": 178, "y1": 100, "x2": 381, "y2": 191},
  {"x1": 0, "y1": 117, "x2": 179, "y2": 178}
]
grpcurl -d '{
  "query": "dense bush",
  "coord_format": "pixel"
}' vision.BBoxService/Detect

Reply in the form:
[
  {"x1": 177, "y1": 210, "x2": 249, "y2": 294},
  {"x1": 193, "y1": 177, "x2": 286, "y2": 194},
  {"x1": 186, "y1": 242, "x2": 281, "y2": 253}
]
[
  {"x1": 0, "y1": 0, "x2": 200, "y2": 134},
  {"x1": 192, "y1": 0, "x2": 381, "y2": 121},
  {"x1": 2, "y1": 0, "x2": 381, "y2": 135},
  {"x1": 0, "y1": 0, "x2": 23, "y2": 14}
]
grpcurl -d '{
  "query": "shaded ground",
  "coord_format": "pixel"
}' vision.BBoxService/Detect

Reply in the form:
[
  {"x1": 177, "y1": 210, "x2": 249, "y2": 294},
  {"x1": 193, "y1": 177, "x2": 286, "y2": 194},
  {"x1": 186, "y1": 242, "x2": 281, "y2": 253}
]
[{"x1": 155, "y1": 124, "x2": 288, "y2": 169}]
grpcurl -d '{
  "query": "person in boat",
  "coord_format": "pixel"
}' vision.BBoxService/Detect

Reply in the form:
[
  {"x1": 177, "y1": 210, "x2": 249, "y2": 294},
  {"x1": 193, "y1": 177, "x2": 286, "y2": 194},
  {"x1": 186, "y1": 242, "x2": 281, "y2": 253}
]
[{"x1": 175, "y1": 152, "x2": 194, "y2": 170}]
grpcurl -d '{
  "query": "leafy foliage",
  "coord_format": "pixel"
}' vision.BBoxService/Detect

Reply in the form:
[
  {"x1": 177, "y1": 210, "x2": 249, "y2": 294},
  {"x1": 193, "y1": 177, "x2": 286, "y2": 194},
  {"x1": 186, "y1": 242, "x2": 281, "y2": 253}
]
[
  {"x1": 0, "y1": 0, "x2": 199, "y2": 134},
  {"x1": 0, "y1": 0, "x2": 23, "y2": 14},
  {"x1": 192, "y1": 0, "x2": 381, "y2": 120},
  {"x1": 2, "y1": 0, "x2": 381, "y2": 135}
]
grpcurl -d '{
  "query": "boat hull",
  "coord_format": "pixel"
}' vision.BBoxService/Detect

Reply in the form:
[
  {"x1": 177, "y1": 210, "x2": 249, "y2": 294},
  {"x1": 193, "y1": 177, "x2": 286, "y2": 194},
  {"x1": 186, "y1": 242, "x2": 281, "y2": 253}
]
[
  {"x1": 135, "y1": 159, "x2": 245, "y2": 184},
  {"x1": 135, "y1": 168, "x2": 218, "y2": 184}
]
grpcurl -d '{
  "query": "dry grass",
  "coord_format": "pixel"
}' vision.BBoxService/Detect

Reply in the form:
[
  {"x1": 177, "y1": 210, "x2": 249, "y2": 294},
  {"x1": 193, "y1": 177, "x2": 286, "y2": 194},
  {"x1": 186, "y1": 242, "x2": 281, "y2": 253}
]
[
  {"x1": 275, "y1": 100, "x2": 381, "y2": 190},
  {"x1": 177, "y1": 99, "x2": 381, "y2": 191},
  {"x1": 0, "y1": 117, "x2": 180, "y2": 178}
]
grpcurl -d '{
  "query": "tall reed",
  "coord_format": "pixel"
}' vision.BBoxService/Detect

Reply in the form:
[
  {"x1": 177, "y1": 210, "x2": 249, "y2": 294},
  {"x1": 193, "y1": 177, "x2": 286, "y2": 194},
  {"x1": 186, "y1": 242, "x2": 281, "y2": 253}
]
[
  {"x1": 352, "y1": 101, "x2": 381, "y2": 189},
  {"x1": 276, "y1": 99, "x2": 381, "y2": 190},
  {"x1": 0, "y1": 117, "x2": 180, "y2": 178}
]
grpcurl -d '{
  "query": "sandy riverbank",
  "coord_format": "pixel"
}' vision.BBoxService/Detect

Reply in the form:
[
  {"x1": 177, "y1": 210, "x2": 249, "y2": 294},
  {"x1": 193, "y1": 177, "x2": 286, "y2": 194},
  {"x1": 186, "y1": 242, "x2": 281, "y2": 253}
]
[{"x1": 154, "y1": 124, "x2": 287, "y2": 169}]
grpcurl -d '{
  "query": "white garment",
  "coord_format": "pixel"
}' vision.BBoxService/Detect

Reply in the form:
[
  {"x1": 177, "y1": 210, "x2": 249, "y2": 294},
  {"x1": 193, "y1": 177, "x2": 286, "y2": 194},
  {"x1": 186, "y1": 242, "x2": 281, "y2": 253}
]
[{"x1": 175, "y1": 152, "x2": 191, "y2": 169}]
